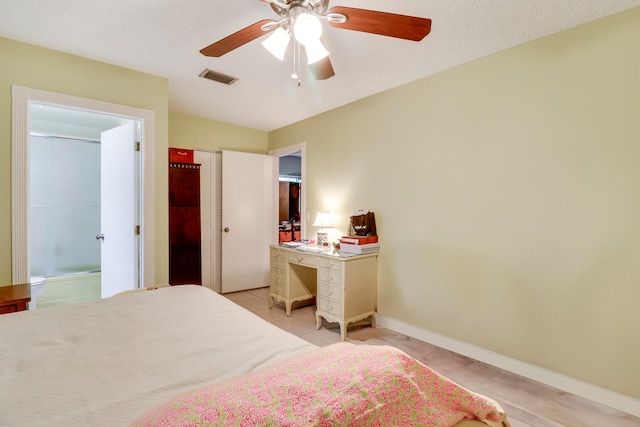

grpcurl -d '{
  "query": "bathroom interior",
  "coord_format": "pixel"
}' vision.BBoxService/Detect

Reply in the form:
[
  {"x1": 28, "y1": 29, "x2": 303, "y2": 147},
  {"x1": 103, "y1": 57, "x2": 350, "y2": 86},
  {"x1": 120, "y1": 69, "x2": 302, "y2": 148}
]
[
  {"x1": 28, "y1": 104, "x2": 134, "y2": 308},
  {"x1": 28, "y1": 107, "x2": 296, "y2": 307}
]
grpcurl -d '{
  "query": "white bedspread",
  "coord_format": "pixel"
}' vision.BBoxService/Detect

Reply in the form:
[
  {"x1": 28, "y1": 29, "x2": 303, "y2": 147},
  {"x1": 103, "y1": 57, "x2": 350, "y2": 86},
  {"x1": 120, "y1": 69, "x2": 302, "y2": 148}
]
[{"x1": 0, "y1": 285, "x2": 316, "y2": 426}]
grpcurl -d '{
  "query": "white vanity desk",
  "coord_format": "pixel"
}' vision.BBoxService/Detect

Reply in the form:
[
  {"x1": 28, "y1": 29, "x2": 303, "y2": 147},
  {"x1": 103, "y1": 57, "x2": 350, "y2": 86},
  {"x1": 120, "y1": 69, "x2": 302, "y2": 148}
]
[{"x1": 269, "y1": 244, "x2": 378, "y2": 341}]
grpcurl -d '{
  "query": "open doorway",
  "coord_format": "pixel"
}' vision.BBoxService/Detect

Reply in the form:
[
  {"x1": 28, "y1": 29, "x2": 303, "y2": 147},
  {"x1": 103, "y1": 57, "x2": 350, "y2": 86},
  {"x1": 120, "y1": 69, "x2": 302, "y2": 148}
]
[
  {"x1": 269, "y1": 142, "x2": 307, "y2": 243},
  {"x1": 29, "y1": 104, "x2": 137, "y2": 307},
  {"x1": 278, "y1": 154, "x2": 302, "y2": 243},
  {"x1": 11, "y1": 86, "x2": 155, "y2": 304}
]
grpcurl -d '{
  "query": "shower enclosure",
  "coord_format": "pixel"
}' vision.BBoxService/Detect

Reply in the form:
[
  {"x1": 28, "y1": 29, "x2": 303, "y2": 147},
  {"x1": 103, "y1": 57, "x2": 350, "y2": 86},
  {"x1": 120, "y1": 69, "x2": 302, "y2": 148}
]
[{"x1": 29, "y1": 133, "x2": 102, "y2": 306}]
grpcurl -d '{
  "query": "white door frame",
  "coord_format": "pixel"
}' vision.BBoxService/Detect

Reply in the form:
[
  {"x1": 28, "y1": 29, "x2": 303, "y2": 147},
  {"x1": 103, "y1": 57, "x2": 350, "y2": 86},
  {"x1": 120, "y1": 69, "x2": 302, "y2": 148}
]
[
  {"x1": 268, "y1": 142, "x2": 307, "y2": 242},
  {"x1": 11, "y1": 85, "x2": 155, "y2": 287}
]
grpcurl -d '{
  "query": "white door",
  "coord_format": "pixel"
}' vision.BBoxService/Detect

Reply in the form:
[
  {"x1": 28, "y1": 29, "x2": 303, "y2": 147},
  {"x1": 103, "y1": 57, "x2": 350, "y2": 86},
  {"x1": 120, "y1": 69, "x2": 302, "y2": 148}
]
[
  {"x1": 221, "y1": 150, "x2": 274, "y2": 293},
  {"x1": 100, "y1": 122, "x2": 139, "y2": 298}
]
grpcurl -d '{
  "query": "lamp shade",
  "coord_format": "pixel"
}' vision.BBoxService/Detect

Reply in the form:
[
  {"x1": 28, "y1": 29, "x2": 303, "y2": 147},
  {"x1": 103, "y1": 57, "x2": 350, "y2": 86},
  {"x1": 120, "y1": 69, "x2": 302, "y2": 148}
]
[
  {"x1": 261, "y1": 27, "x2": 290, "y2": 60},
  {"x1": 304, "y1": 39, "x2": 329, "y2": 64},
  {"x1": 313, "y1": 211, "x2": 333, "y2": 228}
]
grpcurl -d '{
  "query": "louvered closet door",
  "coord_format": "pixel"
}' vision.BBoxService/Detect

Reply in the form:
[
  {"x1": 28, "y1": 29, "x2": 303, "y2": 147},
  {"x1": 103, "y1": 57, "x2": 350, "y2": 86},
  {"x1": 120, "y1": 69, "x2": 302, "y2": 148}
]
[{"x1": 194, "y1": 151, "x2": 221, "y2": 293}]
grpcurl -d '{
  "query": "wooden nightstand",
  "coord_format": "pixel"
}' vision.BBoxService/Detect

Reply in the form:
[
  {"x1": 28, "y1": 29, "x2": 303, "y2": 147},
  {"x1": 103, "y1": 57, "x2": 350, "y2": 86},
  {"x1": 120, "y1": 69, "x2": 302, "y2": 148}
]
[{"x1": 0, "y1": 284, "x2": 31, "y2": 314}]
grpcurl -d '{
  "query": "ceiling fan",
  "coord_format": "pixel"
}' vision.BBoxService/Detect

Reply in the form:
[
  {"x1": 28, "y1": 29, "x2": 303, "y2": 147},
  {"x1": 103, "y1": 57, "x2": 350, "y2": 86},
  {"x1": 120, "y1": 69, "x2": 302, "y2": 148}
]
[{"x1": 200, "y1": 0, "x2": 432, "y2": 81}]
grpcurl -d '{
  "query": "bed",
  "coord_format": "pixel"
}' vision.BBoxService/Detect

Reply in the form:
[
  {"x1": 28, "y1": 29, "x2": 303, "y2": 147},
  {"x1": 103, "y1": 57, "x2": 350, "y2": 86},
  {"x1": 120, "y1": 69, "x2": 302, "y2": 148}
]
[{"x1": 0, "y1": 285, "x2": 509, "y2": 426}]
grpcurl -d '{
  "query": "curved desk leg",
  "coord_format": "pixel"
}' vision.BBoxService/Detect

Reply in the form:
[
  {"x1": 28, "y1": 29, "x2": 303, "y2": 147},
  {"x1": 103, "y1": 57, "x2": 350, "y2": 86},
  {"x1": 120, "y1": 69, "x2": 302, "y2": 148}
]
[
  {"x1": 315, "y1": 312, "x2": 322, "y2": 330},
  {"x1": 268, "y1": 294, "x2": 274, "y2": 309},
  {"x1": 339, "y1": 321, "x2": 347, "y2": 341},
  {"x1": 285, "y1": 300, "x2": 292, "y2": 317}
]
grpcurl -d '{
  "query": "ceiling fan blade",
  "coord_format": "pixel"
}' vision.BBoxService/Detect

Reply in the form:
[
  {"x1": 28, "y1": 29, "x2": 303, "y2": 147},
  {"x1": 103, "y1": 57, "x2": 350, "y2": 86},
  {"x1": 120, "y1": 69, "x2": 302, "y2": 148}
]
[
  {"x1": 200, "y1": 20, "x2": 275, "y2": 57},
  {"x1": 327, "y1": 6, "x2": 431, "y2": 41},
  {"x1": 309, "y1": 56, "x2": 335, "y2": 80}
]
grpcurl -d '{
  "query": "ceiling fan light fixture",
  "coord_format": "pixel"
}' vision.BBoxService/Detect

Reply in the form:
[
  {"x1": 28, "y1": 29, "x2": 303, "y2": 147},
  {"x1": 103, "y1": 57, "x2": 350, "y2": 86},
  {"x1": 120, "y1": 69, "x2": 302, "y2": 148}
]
[
  {"x1": 261, "y1": 27, "x2": 290, "y2": 60},
  {"x1": 199, "y1": 1, "x2": 433, "y2": 81},
  {"x1": 293, "y1": 13, "x2": 322, "y2": 45},
  {"x1": 304, "y1": 38, "x2": 329, "y2": 65}
]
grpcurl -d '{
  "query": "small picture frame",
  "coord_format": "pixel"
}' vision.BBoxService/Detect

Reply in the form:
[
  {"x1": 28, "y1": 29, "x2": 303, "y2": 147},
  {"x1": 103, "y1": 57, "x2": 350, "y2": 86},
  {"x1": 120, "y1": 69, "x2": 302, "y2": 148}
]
[{"x1": 316, "y1": 231, "x2": 328, "y2": 245}]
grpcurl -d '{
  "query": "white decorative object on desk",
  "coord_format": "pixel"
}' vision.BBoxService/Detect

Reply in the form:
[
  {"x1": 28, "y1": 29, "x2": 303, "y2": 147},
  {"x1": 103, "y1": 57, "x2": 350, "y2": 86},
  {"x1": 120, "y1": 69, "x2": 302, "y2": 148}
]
[{"x1": 312, "y1": 211, "x2": 333, "y2": 245}]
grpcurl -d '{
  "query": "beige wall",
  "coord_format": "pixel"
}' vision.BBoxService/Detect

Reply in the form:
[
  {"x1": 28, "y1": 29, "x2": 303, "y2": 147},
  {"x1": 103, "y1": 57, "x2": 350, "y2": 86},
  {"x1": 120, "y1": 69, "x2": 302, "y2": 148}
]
[
  {"x1": 169, "y1": 112, "x2": 268, "y2": 153},
  {"x1": 269, "y1": 8, "x2": 640, "y2": 399},
  {"x1": 0, "y1": 37, "x2": 169, "y2": 285},
  {"x1": 2, "y1": 7, "x2": 638, "y2": 402}
]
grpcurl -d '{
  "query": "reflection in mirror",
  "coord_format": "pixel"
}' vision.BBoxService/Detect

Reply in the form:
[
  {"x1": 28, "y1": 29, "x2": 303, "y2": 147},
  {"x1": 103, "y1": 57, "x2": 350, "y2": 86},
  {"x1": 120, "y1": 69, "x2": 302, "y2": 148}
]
[{"x1": 278, "y1": 153, "x2": 302, "y2": 243}]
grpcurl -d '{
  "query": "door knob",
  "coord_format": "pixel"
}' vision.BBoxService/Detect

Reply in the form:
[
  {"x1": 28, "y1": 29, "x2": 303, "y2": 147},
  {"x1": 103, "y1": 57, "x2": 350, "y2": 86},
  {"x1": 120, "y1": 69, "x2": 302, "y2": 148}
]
[
  {"x1": 96, "y1": 234, "x2": 105, "y2": 241},
  {"x1": 223, "y1": 227, "x2": 230, "y2": 233}
]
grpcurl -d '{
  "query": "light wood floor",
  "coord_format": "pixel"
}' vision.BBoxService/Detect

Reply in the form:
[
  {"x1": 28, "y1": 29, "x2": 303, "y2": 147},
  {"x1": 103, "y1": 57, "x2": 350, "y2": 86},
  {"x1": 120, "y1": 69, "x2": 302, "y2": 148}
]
[{"x1": 224, "y1": 287, "x2": 639, "y2": 427}]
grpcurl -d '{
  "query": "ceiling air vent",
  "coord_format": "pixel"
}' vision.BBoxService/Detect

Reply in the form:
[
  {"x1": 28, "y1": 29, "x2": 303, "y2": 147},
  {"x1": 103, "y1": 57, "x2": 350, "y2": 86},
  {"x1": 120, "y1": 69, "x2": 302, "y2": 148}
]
[{"x1": 199, "y1": 69, "x2": 238, "y2": 85}]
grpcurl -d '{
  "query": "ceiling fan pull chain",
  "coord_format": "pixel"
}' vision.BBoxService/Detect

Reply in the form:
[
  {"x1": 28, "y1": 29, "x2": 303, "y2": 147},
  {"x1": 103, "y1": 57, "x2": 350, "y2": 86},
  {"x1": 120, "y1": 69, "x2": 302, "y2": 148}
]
[
  {"x1": 291, "y1": 39, "x2": 301, "y2": 86},
  {"x1": 296, "y1": 42, "x2": 302, "y2": 86}
]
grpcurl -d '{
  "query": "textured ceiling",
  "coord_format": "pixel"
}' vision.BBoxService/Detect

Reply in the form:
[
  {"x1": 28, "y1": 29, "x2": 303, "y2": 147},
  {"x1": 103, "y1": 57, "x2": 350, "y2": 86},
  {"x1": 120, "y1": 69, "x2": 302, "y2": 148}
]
[{"x1": 1, "y1": 0, "x2": 639, "y2": 131}]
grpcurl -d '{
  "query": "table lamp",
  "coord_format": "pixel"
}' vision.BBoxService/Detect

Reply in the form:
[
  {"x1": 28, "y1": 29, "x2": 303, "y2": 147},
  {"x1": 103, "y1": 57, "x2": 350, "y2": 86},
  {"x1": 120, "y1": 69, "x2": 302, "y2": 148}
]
[{"x1": 313, "y1": 211, "x2": 332, "y2": 245}]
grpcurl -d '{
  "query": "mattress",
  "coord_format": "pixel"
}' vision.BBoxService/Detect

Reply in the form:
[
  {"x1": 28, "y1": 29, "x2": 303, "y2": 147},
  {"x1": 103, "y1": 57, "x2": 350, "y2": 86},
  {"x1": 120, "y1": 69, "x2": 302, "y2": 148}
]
[{"x1": 0, "y1": 285, "x2": 315, "y2": 426}]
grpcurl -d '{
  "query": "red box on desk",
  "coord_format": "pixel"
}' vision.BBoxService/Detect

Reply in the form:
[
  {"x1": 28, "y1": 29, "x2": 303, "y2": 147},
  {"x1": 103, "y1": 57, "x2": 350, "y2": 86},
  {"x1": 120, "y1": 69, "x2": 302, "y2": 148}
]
[
  {"x1": 169, "y1": 147, "x2": 194, "y2": 163},
  {"x1": 341, "y1": 235, "x2": 379, "y2": 245}
]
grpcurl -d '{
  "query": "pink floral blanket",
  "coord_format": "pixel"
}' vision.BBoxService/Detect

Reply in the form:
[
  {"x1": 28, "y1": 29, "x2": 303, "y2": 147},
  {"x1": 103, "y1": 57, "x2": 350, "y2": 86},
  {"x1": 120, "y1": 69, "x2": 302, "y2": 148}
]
[{"x1": 131, "y1": 342, "x2": 509, "y2": 427}]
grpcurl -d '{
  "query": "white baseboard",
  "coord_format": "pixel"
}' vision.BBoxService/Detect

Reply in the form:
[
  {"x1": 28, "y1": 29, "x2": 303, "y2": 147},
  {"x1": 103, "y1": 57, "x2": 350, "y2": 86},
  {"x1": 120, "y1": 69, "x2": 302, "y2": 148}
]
[{"x1": 375, "y1": 314, "x2": 640, "y2": 417}]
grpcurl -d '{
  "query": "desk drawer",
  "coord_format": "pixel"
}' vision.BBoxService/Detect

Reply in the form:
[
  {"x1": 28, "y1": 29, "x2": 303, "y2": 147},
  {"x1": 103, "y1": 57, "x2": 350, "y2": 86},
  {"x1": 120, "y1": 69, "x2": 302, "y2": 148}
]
[
  {"x1": 318, "y1": 282, "x2": 342, "y2": 301},
  {"x1": 270, "y1": 265, "x2": 285, "y2": 278},
  {"x1": 287, "y1": 252, "x2": 317, "y2": 267},
  {"x1": 317, "y1": 296, "x2": 342, "y2": 317},
  {"x1": 270, "y1": 248, "x2": 286, "y2": 263},
  {"x1": 318, "y1": 269, "x2": 342, "y2": 285},
  {"x1": 269, "y1": 269, "x2": 279, "y2": 285},
  {"x1": 270, "y1": 247, "x2": 282, "y2": 256},
  {"x1": 318, "y1": 258, "x2": 342, "y2": 272}
]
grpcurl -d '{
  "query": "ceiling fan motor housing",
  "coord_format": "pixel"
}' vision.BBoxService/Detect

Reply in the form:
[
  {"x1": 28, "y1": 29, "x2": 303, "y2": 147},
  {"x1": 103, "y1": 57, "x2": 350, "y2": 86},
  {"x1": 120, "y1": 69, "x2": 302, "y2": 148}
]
[{"x1": 270, "y1": 0, "x2": 329, "y2": 17}]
